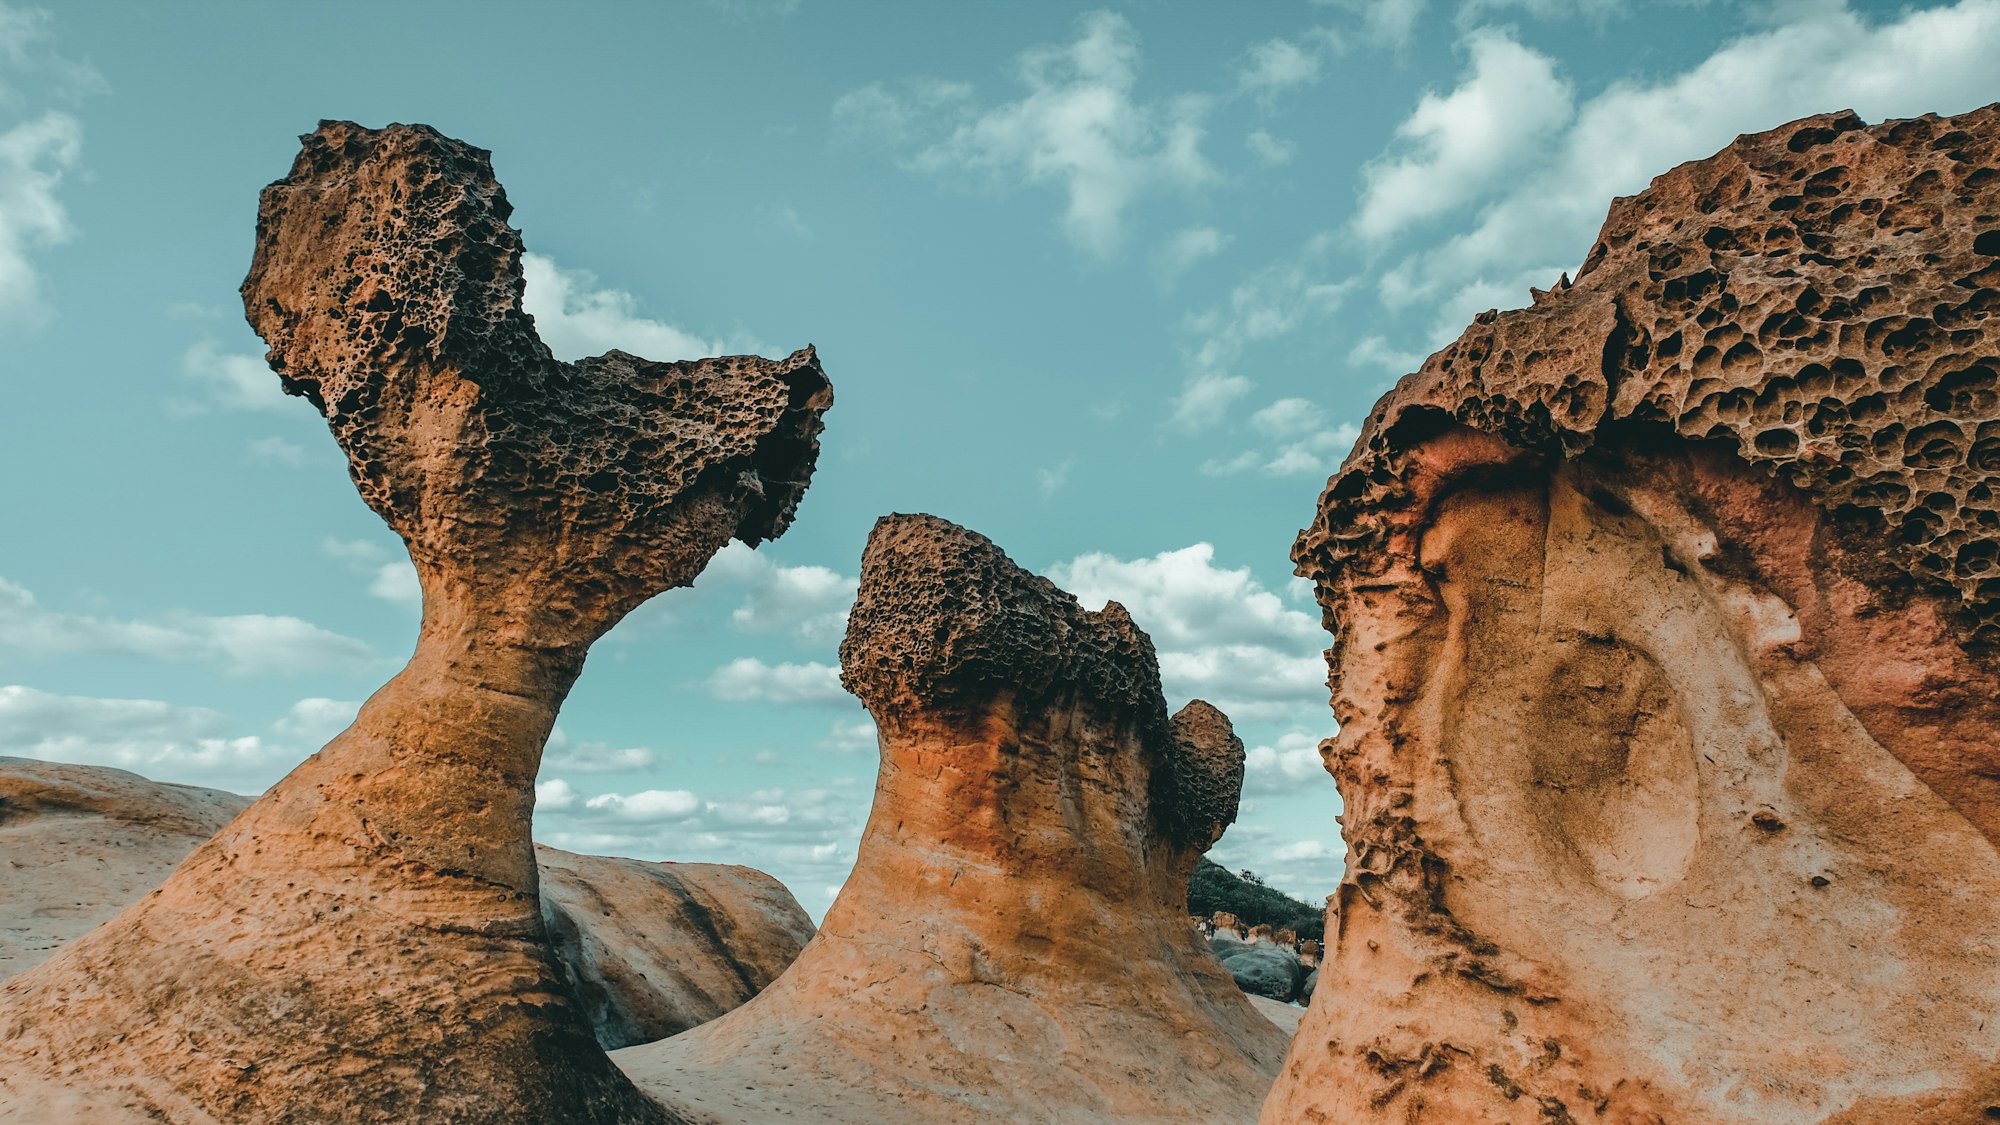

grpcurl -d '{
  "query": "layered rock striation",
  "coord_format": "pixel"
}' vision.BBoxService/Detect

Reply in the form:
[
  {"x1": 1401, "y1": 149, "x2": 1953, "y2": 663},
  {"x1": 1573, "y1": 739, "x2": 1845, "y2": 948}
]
[
  {"x1": 616, "y1": 514, "x2": 1289, "y2": 1123},
  {"x1": 0, "y1": 121, "x2": 831, "y2": 1124},
  {"x1": 1271, "y1": 107, "x2": 2000, "y2": 1122}
]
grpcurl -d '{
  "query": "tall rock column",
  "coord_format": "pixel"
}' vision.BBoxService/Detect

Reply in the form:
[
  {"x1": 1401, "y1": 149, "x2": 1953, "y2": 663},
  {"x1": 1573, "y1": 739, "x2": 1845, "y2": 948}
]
[
  {"x1": 0, "y1": 121, "x2": 831, "y2": 1125},
  {"x1": 1269, "y1": 106, "x2": 2000, "y2": 1123},
  {"x1": 615, "y1": 514, "x2": 1288, "y2": 1124}
]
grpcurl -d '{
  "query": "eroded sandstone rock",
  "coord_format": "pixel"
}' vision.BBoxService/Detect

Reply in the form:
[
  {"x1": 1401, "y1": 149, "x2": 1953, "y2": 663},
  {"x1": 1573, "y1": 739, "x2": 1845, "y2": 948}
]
[
  {"x1": 615, "y1": 514, "x2": 1288, "y2": 1123},
  {"x1": 0, "y1": 121, "x2": 831, "y2": 1125},
  {"x1": 1271, "y1": 106, "x2": 2000, "y2": 1123},
  {"x1": 0, "y1": 758, "x2": 813, "y2": 1057}
]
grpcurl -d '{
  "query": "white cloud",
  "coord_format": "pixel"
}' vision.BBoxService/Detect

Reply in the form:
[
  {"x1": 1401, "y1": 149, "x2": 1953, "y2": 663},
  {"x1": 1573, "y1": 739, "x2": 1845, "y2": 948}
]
[
  {"x1": 178, "y1": 340, "x2": 288, "y2": 412},
  {"x1": 245, "y1": 436, "x2": 309, "y2": 467},
  {"x1": 703, "y1": 657, "x2": 849, "y2": 707},
  {"x1": 1049, "y1": 543, "x2": 1328, "y2": 721},
  {"x1": 1036, "y1": 458, "x2": 1074, "y2": 498},
  {"x1": 1243, "y1": 729, "x2": 1333, "y2": 796},
  {"x1": 1313, "y1": 0, "x2": 1432, "y2": 49},
  {"x1": 534, "y1": 776, "x2": 873, "y2": 920},
  {"x1": 542, "y1": 725, "x2": 658, "y2": 774},
  {"x1": 1353, "y1": 29, "x2": 1573, "y2": 242},
  {"x1": 1236, "y1": 28, "x2": 1342, "y2": 105},
  {"x1": 1174, "y1": 234, "x2": 1353, "y2": 429},
  {"x1": 1347, "y1": 334, "x2": 1425, "y2": 374},
  {"x1": 1459, "y1": 0, "x2": 1632, "y2": 23},
  {"x1": 834, "y1": 11, "x2": 1218, "y2": 258},
  {"x1": 521, "y1": 252, "x2": 755, "y2": 362},
  {"x1": 582, "y1": 787, "x2": 702, "y2": 823},
  {"x1": 0, "y1": 684, "x2": 351, "y2": 792},
  {"x1": 1245, "y1": 129, "x2": 1296, "y2": 166},
  {"x1": 0, "y1": 576, "x2": 377, "y2": 678},
  {"x1": 692, "y1": 541, "x2": 856, "y2": 646},
  {"x1": 1273, "y1": 838, "x2": 1337, "y2": 862},
  {"x1": 269, "y1": 697, "x2": 359, "y2": 745},
  {"x1": 821, "y1": 716, "x2": 879, "y2": 754},
  {"x1": 1203, "y1": 399, "x2": 1361, "y2": 479},
  {"x1": 0, "y1": 110, "x2": 78, "y2": 323},
  {"x1": 1382, "y1": 0, "x2": 2000, "y2": 338},
  {"x1": 1154, "y1": 225, "x2": 1229, "y2": 290},
  {"x1": 320, "y1": 538, "x2": 422, "y2": 611}
]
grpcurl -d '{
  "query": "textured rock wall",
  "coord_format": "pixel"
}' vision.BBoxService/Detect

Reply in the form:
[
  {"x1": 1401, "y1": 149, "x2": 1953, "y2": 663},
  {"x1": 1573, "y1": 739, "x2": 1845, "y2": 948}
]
[
  {"x1": 0, "y1": 758, "x2": 813, "y2": 1053},
  {"x1": 616, "y1": 514, "x2": 1288, "y2": 1124},
  {"x1": 0, "y1": 121, "x2": 831, "y2": 1125},
  {"x1": 1270, "y1": 106, "x2": 2000, "y2": 1123}
]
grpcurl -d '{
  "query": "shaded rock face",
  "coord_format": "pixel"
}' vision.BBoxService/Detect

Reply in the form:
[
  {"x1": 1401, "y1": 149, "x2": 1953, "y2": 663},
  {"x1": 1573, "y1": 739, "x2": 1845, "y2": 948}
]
[
  {"x1": 536, "y1": 848, "x2": 815, "y2": 1050},
  {"x1": 0, "y1": 759, "x2": 812, "y2": 1055},
  {"x1": 616, "y1": 514, "x2": 1288, "y2": 1124},
  {"x1": 0, "y1": 121, "x2": 830, "y2": 1125},
  {"x1": 1213, "y1": 941, "x2": 1303, "y2": 1004},
  {"x1": 1272, "y1": 107, "x2": 2000, "y2": 1124}
]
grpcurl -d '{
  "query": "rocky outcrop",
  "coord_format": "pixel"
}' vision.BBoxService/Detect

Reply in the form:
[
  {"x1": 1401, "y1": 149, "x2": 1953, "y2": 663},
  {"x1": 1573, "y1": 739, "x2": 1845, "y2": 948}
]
[
  {"x1": 1210, "y1": 933, "x2": 1304, "y2": 1003},
  {"x1": 0, "y1": 121, "x2": 831, "y2": 1125},
  {"x1": 0, "y1": 758, "x2": 813, "y2": 1054},
  {"x1": 537, "y1": 848, "x2": 814, "y2": 1050},
  {"x1": 1272, "y1": 106, "x2": 2000, "y2": 1123},
  {"x1": 615, "y1": 514, "x2": 1289, "y2": 1124},
  {"x1": 0, "y1": 759, "x2": 249, "y2": 979}
]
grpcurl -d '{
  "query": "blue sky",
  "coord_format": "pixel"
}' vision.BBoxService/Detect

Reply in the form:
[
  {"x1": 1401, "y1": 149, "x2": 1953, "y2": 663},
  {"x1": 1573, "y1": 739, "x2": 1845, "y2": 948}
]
[{"x1": 2, "y1": 0, "x2": 1995, "y2": 917}]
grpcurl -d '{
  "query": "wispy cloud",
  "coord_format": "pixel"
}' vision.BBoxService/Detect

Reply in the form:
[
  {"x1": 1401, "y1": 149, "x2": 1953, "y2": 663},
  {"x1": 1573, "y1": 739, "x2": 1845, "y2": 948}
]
[
  {"x1": 833, "y1": 10, "x2": 1217, "y2": 258},
  {"x1": 703, "y1": 657, "x2": 850, "y2": 707},
  {"x1": 521, "y1": 252, "x2": 758, "y2": 362}
]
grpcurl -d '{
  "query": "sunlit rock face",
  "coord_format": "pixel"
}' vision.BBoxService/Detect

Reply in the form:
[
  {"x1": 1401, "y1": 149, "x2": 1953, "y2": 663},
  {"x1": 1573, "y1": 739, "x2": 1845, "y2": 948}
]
[
  {"x1": 1270, "y1": 106, "x2": 2000, "y2": 1124},
  {"x1": 0, "y1": 121, "x2": 830, "y2": 1125},
  {"x1": 616, "y1": 514, "x2": 1288, "y2": 1125}
]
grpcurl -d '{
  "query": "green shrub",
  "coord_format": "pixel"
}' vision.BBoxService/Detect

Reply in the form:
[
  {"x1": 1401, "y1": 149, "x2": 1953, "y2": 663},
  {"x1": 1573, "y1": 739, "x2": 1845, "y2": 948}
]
[{"x1": 1186, "y1": 858, "x2": 1325, "y2": 941}]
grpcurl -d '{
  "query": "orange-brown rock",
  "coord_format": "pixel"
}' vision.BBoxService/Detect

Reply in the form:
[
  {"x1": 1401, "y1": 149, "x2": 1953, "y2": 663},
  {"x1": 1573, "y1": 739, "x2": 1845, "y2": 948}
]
[
  {"x1": 615, "y1": 514, "x2": 1288, "y2": 1123},
  {"x1": 1272, "y1": 106, "x2": 2000, "y2": 1123},
  {"x1": 0, "y1": 120, "x2": 830, "y2": 1125},
  {"x1": 537, "y1": 849, "x2": 814, "y2": 1050},
  {"x1": 0, "y1": 759, "x2": 813, "y2": 1056}
]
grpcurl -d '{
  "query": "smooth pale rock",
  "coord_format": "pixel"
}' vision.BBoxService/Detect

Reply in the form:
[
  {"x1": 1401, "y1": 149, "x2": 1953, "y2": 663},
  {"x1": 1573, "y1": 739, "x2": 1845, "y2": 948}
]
[
  {"x1": 0, "y1": 120, "x2": 831, "y2": 1125},
  {"x1": 1271, "y1": 106, "x2": 2000, "y2": 1124},
  {"x1": 1247, "y1": 995, "x2": 1305, "y2": 1038},
  {"x1": 0, "y1": 760, "x2": 816, "y2": 1053},
  {"x1": 0, "y1": 759, "x2": 249, "y2": 979},
  {"x1": 615, "y1": 514, "x2": 1289, "y2": 1124},
  {"x1": 537, "y1": 847, "x2": 814, "y2": 1050}
]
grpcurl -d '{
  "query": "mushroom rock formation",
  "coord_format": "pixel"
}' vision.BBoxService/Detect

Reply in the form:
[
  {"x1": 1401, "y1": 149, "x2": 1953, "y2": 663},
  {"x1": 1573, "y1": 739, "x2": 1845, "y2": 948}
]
[
  {"x1": 1271, "y1": 106, "x2": 2000, "y2": 1123},
  {"x1": 0, "y1": 120, "x2": 831, "y2": 1125},
  {"x1": 616, "y1": 514, "x2": 1288, "y2": 1124},
  {"x1": 536, "y1": 849, "x2": 815, "y2": 1050},
  {"x1": 0, "y1": 759, "x2": 814, "y2": 1053}
]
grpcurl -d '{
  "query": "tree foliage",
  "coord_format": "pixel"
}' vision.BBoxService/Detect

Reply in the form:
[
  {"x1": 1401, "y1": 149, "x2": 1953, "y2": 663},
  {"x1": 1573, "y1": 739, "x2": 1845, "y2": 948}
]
[{"x1": 1186, "y1": 857, "x2": 1324, "y2": 941}]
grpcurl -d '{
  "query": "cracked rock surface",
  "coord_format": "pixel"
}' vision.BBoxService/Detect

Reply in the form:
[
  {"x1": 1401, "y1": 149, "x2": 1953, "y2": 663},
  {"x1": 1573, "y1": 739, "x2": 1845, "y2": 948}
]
[
  {"x1": 1271, "y1": 106, "x2": 2000, "y2": 1123},
  {"x1": 0, "y1": 121, "x2": 830, "y2": 1125},
  {"x1": 615, "y1": 514, "x2": 1288, "y2": 1124}
]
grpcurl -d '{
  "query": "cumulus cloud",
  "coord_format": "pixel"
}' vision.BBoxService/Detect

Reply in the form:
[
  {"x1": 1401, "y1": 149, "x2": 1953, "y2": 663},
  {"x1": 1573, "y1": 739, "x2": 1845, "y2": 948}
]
[
  {"x1": 0, "y1": 576, "x2": 376, "y2": 678},
  {"x1": 520, "y1": 252, "x2": 755, "y2": 362},
  {"x1": 833, "y1": 10, "x2": 1217, "y2": 258},
  {"x1": 1243, "y1": 728, "x2": 1332, "y2": 796},
  {"x1": 320, "y1": 538, "x2": 423, "y2": 611},
  {"x1": 176, "y1": 340, "x2": 289, "y2": 412},
  {"x1": 1380, "y1": 0, "x2": 2000, "y2": 341},
  {"x1": 703, "y1": 657, "x2": 849, "y2": 707},
  {"x1": 1048, "y1": 544, "x2": 1328, "y2": 721},
  {"x1": 0, "y1": 684, "x2": 359, "y2": 791},
  {"x1": 533, "y1": 776, "x2": 873, "y2": 919},
  {"x1": 1352, "y1": 29, "x2": 1573, "y2": 242},
  {"x1": 691, "y1": 541, "x2": 856, "y2": 646}
]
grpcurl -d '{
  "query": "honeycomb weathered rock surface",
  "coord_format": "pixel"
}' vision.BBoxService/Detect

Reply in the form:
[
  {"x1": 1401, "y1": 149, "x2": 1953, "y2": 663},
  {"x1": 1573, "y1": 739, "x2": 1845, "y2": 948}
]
[
  {"x1": 1272, "y1": 106, "x2": 2000, "y2": 1123},
  {"x1": 0, "y1": 121, "x2": 831, "y2": 1125},
  {"x1": 615, "y1": 514, "x2": 1288, "y2": 1124}
]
